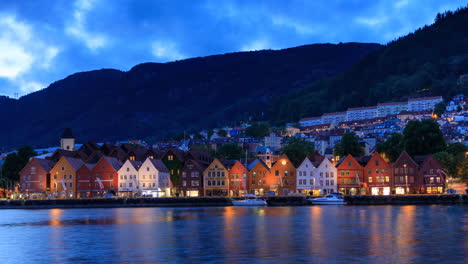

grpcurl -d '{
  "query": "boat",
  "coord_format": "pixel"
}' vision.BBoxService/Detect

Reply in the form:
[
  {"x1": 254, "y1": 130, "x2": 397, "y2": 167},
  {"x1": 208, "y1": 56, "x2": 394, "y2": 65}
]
[
  {"x1": 232, "y1": 194, "x2": 267, "y2": 206},
  {"x1": 308, "y1": 193, "x2": 346, "y2": 205}
]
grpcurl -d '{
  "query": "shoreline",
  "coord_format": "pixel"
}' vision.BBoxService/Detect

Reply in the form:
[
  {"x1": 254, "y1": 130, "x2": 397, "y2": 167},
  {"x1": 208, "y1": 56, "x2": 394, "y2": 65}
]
[{"x1": 0, "y1": 195, "x2": 467, "y2": 209}]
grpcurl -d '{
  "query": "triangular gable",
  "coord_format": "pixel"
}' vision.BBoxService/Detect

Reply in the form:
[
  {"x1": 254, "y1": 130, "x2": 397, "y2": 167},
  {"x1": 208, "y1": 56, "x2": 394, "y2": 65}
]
[
  {"x1": 364, "y1": 152, "x2": 390, "y2": 170},
  {"x1": 336, "y1": 154, "x2": 362, "y2": 170},
  {"x1": 394, "y1": 151, "x2": 418, "y2": 167},
  {"x1": 297, "y1": 157, "x2": 315, "y2": 170}
]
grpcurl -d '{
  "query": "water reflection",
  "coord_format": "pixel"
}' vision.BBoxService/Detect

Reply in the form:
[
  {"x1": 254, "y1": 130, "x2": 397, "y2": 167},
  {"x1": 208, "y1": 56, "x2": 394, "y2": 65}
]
[{"x1": 0, "y1": 206, "x2": 466, "y2": 264}]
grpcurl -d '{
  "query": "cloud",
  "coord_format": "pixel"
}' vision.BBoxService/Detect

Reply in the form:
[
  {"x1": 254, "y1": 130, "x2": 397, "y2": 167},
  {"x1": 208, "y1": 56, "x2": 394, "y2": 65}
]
[
  {"x1": 0, "y1": 15, "x2": 58, "y2": 95},
  {"x1": 271, "y1": 16, "x2": 316, "y2": 35},
  {"x1": 241, "y1": 39, "x2": 275, "y2": 52},
  {"x1": 355, "y1": 16, "x2": 389, "y2": 27},
  {"x1": 151, "y1": 41, "x2": 187, "y2": 62},
  {"x1": 66, "y1": 0, "x2": 108, "y2": 51}
]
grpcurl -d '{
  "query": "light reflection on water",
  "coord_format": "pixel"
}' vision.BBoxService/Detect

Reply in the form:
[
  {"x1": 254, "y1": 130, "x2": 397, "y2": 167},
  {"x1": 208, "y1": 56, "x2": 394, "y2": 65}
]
[{"x1": 0, "y1": 206, "x2": 466, "y2": 264}]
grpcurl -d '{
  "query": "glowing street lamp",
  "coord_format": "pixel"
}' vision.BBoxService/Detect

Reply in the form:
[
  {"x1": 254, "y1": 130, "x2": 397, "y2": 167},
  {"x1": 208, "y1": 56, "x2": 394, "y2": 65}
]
[{"x1": 404, "y1": 164, "x2": 408, "y2": 194}]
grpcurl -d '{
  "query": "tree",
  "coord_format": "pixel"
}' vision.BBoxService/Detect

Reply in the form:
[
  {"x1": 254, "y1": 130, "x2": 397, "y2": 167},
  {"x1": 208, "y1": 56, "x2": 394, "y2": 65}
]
[
  {"x1": 192, "y1": 133, "x2": 204, "y2": 140},
  {"x1": 434, "y1": 143, "x2": 468, "y2": 180},
  {"x1": 215, "y1": 143, "x2": 243, "y2": 160},
  {"x1": 433, "y1": 101, "x2": 445, "y2": 117},
  {"x1": 334, "y1": 132, "x2": 364, "y2": 158},
  {"x1": 280, "y1": 137, "x2": 315, "y2": 167},
  {"x1": 1, "y1": 146, "x2": 37, "y2": 184},
  {"x1": 207, "y1": 129, "x2": 214, "y2": 140},
  {"x1": 403, "y1": 119, "x2": 445, "y2": 156},
  {"x1": 217, "y1": 129, "x2": 228, "y2": 137},
  {"x1": 245, "y1": 122, "x2": 271, "y2": 138},
  {"x1": 376, "y1": 133, "x2": 404, "y2": 162}
]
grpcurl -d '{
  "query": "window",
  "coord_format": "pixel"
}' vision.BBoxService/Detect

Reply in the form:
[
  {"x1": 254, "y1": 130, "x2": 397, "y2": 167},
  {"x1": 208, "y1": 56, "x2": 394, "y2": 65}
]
[
  {"x1": 191, "y1": 180, "x2": 199, "y2": 186},
  {"x1": 110, "y1": 174, "x2": 113, "y2": 179},
  {"x1": 217, "y1": 172, "x2": 221, "y2": 177},
  {"x1": 143, "y1": 183, "x2": 146, "y2": 187},
  {"x1": 183, "y1": 180, "x2": 187, "y2": 186},
  {"x1": 284, "y1": 171, "x2": 289, "y2": 177},
  {"x1": 330, "y1": 172, "x2": 334, "y2": 178},
  {"x1": 54, "y1": 183, "x2": 57, "y2": 188},
  {"x1": 310, "y1": 171, "x2": 313, "y2": 176},
  {"x1": 221, "y1": 180, "x2": 225, "y2": 186},
  {"x1": 110, "y1": 182, "x2": 114, "y2": 188},
  {"x1": 348, "y1": 161, "x2": 352, "y2": 166},
  {"x1": 62, "y1": 167, "x2": 65, "y2": 171},
  {"x1": 69, "y1": 183, "x2": 73, "y2": 188},
  {"x1": 217, "y1": 180, "x2": 221, "y2": 186},
  {"x1": 320, "y1": 180, "x2": 323, "y2": 186},
  {"x1": 331, "y1": 180, "x2": 334, "y2": 186},
  {"x1": 275, "y1": 170, "x2": 279, "y2": 176},
  {"x1": 168, "y1": 155, "x2": 174, "y2": 161},
  {"x1": 326, "y1": 180, "x2": 329, "y2": 186},
  {"x1": 258, "y1": 180, "x2": 262, "y2": 185},
  {"x1": 310, "y1": 179, "x2": 314, "y2": 185},
  {"x1": 129, "y1": 183, "x2": 133, "y2": 187},
  {"x1": 221, "y1": 172, "x2": 225, "y2": 177},
  {"x1": 320, "y1": 172, "x2": 323, "y2": 177},
  {"x1": 325, "y1": 172, "x2": 329, "y2": 178},
  {"x1": 147, "y1": 167, "x2": 150, "y2": 171},
  {"x1": 127, "y1": 167, "x2": 130, "y2": 172},
  {"x1": 385, "y1": 176, "x2": 390, "y2": 183},
  {"x1": 182, "y1": 172, "x2": 186, "y2": 178},
  {"x1": 208, "y1": 181, "x2": 212, "y2": 186}
]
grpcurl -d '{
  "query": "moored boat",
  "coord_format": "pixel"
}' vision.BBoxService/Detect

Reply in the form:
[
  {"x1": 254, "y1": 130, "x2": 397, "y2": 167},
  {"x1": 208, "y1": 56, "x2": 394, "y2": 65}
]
[
  {"x1": 232, "y1": 194, "x2": 267, "y2": 206},
  {"x1": 308, "y1": 192, "x2": 346, "y2": 205}
]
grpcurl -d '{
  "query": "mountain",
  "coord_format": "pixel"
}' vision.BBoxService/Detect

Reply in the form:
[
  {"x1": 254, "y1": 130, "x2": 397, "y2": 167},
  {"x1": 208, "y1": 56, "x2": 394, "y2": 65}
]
[
  {"x1": 274, "y1": 6, "x2": 468, "y2": 122},
  {"x1": 0, "y1": 42, "x2": 381, "y2": 148}
]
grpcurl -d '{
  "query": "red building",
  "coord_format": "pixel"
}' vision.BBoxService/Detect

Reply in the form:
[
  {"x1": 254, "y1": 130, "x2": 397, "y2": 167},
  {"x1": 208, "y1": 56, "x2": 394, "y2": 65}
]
[
  {"x1": 337, "y1": 155, "x2": 365, "y2": 195},
  {"x1": 270, "y1": 154, "x2": 296, "y2": 195},
  {"x1": 392, "y1": 151, "x2": 419, "y2": 194},
  {"x1": 229, "y1": 161, "x2": 248, "y2": 197},
  {"x1": 91, "y1": 157, "x2": 122, "y2": 196},
  {"x1": 364, "y1": 152, "x2": 392, "y2": 195},
  {"x1": 414, "y1": 155, "x2": 445, "y2": 194},
  {"x1": 76, "y1": 163, "x2": 96, "y2": 198},
  {"x1": 180, "y1": 159, "x2": 207, "y2": 197},
  {"x1": 19, "y1": 158, "x2": 54, "y2": 197}
]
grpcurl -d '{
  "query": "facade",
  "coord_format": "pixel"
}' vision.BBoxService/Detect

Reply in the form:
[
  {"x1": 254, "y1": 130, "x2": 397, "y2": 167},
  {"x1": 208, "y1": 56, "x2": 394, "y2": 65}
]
[
  {"x1": 228, "y1": 161, "x2": 248, "y2": 197},
  {"x1": 76, "y1": 163, "x2": 95, "y2": 198},
  {"x1": 138, "y1": 158, "x2": 171, "y2": 197},
  {"x1": 180, "y1": 159, "x2": 206, "y2": 197},
  {"x1": 376, "y1": 102, "x2": 407, "y2": 117},
  {"x1": 315, "y1": 157, "x2": 337, "y2": 195},
  {"x1": 346, "y1": 106, "x2": 377, "y2": 121},
  {"x1": 270, "y1": 154, "x2": 296, "y2": 195},
  {"x1": 60, "y1": 128, "x2": 75, "y2": 151},
  {"x1": 364, "y1": 152, "x2": 392, "y2": 195},
  {"x1": 161, "y1": 148, "x2": 184, "y2": 192},
  {"x1": 255, "y1": 147, "x2": 279, "y2": 168},
  {"x1": 296, "y1": 157, "x2": 316, "y2": 195},
  {"x1": 247, "y1": 159, "x2": 271, "y2": 196},
  {"x1": 91, "y1": 157, "x2": 122, "y2": 196},
  {"x1": 49, "y1": 156, "x2": 83, "y2": 199},
  {"x1": 336, "y1": 155, "x2": 364, "y2": 195},
  {"x1": 321, "y1": 112, "x2": 347, "y2": 125},
  {"x1": 299, "y1": 116, "x2": 322, "y2": 127},
  {"x1": 203, "y1": 159, "x2": 230, "y2": 196},
  {"x1": 19, "y1": 158, "x2": 54, "y2": 197},
  {"x1": 264, "y1": 132, "x2": 283, "y2": 150},
  {"x1": 407, "y1": 96, "x2": 443, "y2": 112},
  {"x1": 392, "y1": 152, "x2": 419, "y2": 194},
  {"x1": 415, "y1": 155, "x2": 445, "y2": 194},
  {"x1": 117, "y1": 160, "x2": 142, "y2": 197}
]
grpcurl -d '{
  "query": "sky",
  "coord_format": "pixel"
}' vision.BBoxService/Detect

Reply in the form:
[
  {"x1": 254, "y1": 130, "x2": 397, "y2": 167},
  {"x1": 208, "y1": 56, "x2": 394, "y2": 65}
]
[{"x1": 0, "y1": 0, "x2": 466, "y2": 98}]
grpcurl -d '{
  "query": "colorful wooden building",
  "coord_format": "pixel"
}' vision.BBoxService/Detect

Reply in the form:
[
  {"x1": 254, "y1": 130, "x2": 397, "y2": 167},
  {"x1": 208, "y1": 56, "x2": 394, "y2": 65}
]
[
  {"x1": 229, "y1": 161, "x2": 248, "y2": 197},
  {"x1": 364, "y1": 152, "x2": 392, "y2": 195},
  {"x1": 19, "y1": 158, "x2": 54, "y2": 197},
  {"x1": 49, "y1": 156, "x2": 84, "y2": 198},
  {"x1": 270, "y1": 154, "x2": 296, "y2": 195},
  {"x1": 392, "y1": 151, "x2": 419, "y2": 194},
  {"x1": 336, "y1": 155, "x2": 364, "y2": 195},
  {"x1": 247, "y1": 159, "x2": 271, "y2": 195},
  {"x1": 91, "y1": 156, "x2": 122, "y2": 196},
  {"x1": 180, "y1": 159, "x2": 207, "y2": 197},
  {"x1": 414, "y1": 155, "x2": 445, "y2": 194},
  {"x1": 76, "y1": 163, "x2": 95, "y2": 198}
]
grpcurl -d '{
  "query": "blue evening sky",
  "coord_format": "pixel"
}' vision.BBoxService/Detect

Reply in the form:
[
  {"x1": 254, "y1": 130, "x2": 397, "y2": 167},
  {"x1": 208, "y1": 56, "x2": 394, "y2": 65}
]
[{"x1": 0, "y1": 0, "x2": 466, "y2": 97}]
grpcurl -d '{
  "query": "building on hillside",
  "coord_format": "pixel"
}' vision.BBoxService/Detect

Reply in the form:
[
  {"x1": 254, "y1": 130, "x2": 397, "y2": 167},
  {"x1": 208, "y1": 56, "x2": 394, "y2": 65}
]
[
  {"x1": 203, "y1": 159, "x2": 233, "y2": 196},
  {"x1": 91, "y1": 157, "x2": 122, "y2": 197},
  {"x1": 139, "y1": 158, "x2": 171, "y2": 197},
  {"x1": 376, "y1": 102, "x2": 407, "y2": 117},
  {"x1": 19, "y1": 158, "x2": 54, "y2": 197},
  {"x1": 117, "y1": 160, "x2": 142, "y2": 197},
  {"x1": 414, "y1": 155, "x2": 445, "y2": 194},
  {"x1": 180, "y1": 159, "x2": 207, "y2": 197},
  {"x1": 314, "y1": 136, "x2": 329, "y2": 155},
  {"x1": 299, "y1": 116, "x2": 322, "y2": 127},
  {"x1": 321, "y1": 112, "x2": 346, "y2": 125},
  {"x1": 229, "y1": 161, "x2": 248, "y2": 197},
  {"x1": 76, "y1": 163, "x2": 96, "y2": 198},
  {"x1": 254, "y1": 146, "x2": 278, "y2": 168},
  {"x1": 284, "y1": 126, "x2": 301, "y2": 137},
  {"x1": 315, "y1": 157, "x2": 337, "y2": 195},
  {"x1": 407, "y1": 96, "x2": 443, "y2": 112},
  {"x1": 392, "y1": 151, "x2": 419, "y2": 194},
  {"x1": 270, "y1": 154, "x2": 296, "y2": 195},
  {"x1": 346, "y1": 106, "x2": 377, "y2": 121},
  {"x1": 49, "y1": 156, "x2": 84, "y2": 199},
  {"x1": 363, "y1": 152, "x2": 392, "y2": 195},
  {"x1": 247, "y1": 159, "x2": 271, "y2": 196},
  {"x1": 264, "y1": 132, "x2": 283, "y2": 151},
  {"x1": 336, "y1": 155, "x2": 365, "y2": 195}
]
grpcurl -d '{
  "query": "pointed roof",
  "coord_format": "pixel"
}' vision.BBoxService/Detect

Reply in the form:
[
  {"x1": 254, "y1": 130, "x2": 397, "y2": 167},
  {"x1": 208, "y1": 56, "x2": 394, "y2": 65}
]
[
  {"x1": 35, "y1": 158, "x2": 55, "y2": 171},
  {"x1": 149, "y1": 159, "x2": 170, "y2": 173},
  {"x1": 247, "y1": 159, "x2": 269, "y2": 171},
  {"x1": 394, "y1": 151, "x2": 418, "y2": 167},
  {"x1": 62, "y1": 156, "x2": 85, "y2": 170},
  {"x1": 61, "y1": 128, "x2": 74, "y2": 138},
  {"x1": 101, "y1": 156, "x2": 123, "y2": 171},
  {"x1": 184, "y1": 159, "x2": 208, "y2": 172}
]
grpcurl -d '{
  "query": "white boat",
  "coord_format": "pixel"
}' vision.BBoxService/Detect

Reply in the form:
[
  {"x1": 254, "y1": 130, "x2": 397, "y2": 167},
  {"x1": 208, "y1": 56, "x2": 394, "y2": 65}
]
[
  {"x1": 232, "y1": 194, "x2": 267, "y2": 206},
  {"x1": 308, "y1": 193, "x2": 346, "y2": 205}
]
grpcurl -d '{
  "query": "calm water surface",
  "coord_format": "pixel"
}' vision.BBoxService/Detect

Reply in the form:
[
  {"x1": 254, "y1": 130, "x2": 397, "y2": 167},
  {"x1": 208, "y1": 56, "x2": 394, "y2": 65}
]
[{"x1": 1, "y1": 205, "x2": 467, "y2": 264}]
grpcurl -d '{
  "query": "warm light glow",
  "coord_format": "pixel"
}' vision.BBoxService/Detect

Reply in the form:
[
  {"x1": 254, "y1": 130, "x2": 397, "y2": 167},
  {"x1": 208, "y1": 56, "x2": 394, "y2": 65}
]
[{"x1": 281, "y1": 160, "x2": 287, "y2": 165}]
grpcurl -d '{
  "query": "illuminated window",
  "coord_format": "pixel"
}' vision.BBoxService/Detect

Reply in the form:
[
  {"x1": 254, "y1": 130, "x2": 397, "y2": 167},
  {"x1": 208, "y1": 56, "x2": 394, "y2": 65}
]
[
  {"x1": 369, "y1": 177, "x2": 373, "y2": 183},
  {"x1": 168, "y1": 155, "x2": 174, "y2": 161}
]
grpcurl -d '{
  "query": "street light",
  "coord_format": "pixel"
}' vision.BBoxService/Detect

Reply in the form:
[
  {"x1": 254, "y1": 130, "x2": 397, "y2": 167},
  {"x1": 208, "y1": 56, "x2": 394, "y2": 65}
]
[{"x1": 404, "y1": 164, "x2": 408, "y2": 194}]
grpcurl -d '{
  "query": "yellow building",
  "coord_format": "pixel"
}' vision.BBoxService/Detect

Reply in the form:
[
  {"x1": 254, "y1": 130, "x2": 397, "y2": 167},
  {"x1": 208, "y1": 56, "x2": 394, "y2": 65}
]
[
  {"x1": 203, "y1": 158, "x2": 234, "y2": 196},
  {"x1": 49, "y1": 156, "x2": 83, "y2": 199}
]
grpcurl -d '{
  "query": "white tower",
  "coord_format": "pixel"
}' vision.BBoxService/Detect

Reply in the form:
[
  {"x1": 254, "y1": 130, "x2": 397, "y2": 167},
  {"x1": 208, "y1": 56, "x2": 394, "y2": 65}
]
[{"x1": 61, "y1": 128, "x2": 75, "y2": 151}]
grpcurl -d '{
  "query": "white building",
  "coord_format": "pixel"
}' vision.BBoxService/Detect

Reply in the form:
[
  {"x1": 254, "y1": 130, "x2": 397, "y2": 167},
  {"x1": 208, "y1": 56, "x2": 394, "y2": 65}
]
[
  {"x1": 299, "y1": 116, "x2": 322, "y2": 127},
  {"x1": 264, "y1": 132, "x2": 283, "y2": 150},
  {"x1": 138, "y1": 158, "x2": 171, "y2": 197},
  {"x1": 315, "y1": 158, "x2": 337, "y2": 195},
  {"x1": 407, "y1": 96, "x2": 443, "y2": 112},
  {"x1": 321, "y1": 112, "x2": 347, "y2": 125},
  {"x1": 296, "y1": 157, "x2": 317, "y2": 195},
  {"x1": 346, "y1": 106, "x2": 377, "y2": 121},
  {"x1": 117, "y1": 160, "x2": 142, "y2": 197},
  {"x1": 376, "y1": 102, "x2": 407, "y2": 117}
]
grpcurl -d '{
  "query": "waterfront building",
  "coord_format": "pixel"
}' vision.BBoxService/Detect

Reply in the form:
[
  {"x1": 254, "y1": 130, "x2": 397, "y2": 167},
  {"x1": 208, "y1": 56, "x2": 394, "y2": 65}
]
[
  {"x1": 19, "y1": 158, "x2": 54, "y2": 196},
  {"x1": 229, "y1": 161, "x2": 248, "y2": 197},
  {"x1": 296, "y1": 157, "x2": 315, "y2": 195},
  {"x1": 414, "y1": 155, "x2": 445, "y2": 194},
  {"x1": 76, "y1": 163, "x2": 95, "y2": 198},
  {"x1": 49, "y1": 156, "x2": 84, "y2": 198},
  {"x1": 270, "y1": 154, "x2": 296, "y2": 195},
  {"x1": 203, "y1": 159, "x2": 233, "y2": 196},
  {"x1": 161, "y1": 148, "x2": 185, "y2": 191},
  {"x1": 91, "y1": 157, "x2": 122, "y2": 197},
  {"x1": 407, "y1": 96, "x2": 443, "y2": 112},
  {"x1": 376, "y1": 102, "x2": 407, "y2": 117},
  {"x1": 139, "y1": 157, "x2": 171, "y2": 197},
  {"x1": 315, "y1": 157, "x2": 337, "y2": 195},
  {"x1": 117, "y1": 160, "x2": 142, "y2": 197},
  {"x1": 247, "y1": 159, "x2": 271, "y2": 196},
  {"x1": 392, "y1": 152, "x2": 419, "y2": 194},
  {"x1": 346, "y1": 106, "x2": 378, "y2": 121},
  {"x1": 336, "y1": 155, "x2": 365, "y2": 195},
  {"x1": 180, "y1": 159, "x2": 206, "y2": 197},
  {"x1": 364, "y1": 152, "x2": 392, "y2": 195}
]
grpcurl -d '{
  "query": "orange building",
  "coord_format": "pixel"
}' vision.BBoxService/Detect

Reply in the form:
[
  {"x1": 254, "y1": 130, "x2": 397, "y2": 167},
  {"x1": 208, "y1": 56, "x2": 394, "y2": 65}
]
[
  {"x1": 229, "y1": 161, "x2": 248, "y2": 197},
  {"x1": 364, "y1": 152, "x2": 392, "y2": 195},
  {"x1": 19, "y1": 158, "x2": 54, "y2": 197},
  {"x1": 247, "y1": 159, "x2": 271, "y2": 195},
  {"x1": 336, "y1": 155, "x2": 365, "y2": 195},
  {"x1": 270, "y1": 154, "x2": 296, "y2": 195},
  {"x1": 49, "y1": 156, "x2": 84, "y2": 198}
]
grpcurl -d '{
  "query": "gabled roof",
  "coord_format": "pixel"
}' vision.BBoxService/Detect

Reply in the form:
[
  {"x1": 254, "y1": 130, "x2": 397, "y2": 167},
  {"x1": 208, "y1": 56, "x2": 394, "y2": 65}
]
[
  {"x1": 100, "y1": 156, "x2": 123, "y2": 171},
  {"x1": 61, "y1": 128, "x2": 74, "y2": 138},
  {"x1": 163, "y1": 147, "x2": 185, "y2": 162},
  {"x1": 129, "y1": 160, "x2": 143, "y2": 170},
  {"x1": 184, "y1": 159, "x2": 208, "y2": 172},
  {"x1": 247, "y1": 159, "x2": 269, "y2": 171},
  {"x1": 221, "y1": 159, "x2": 237, "y2": 169},
  {"x1": 149, "y1": 159, "x2": 170, "y2": 173},
  {"x1": 393, "y1": 151, "x2": 418, "y2": 167},
  {"x1": 63, "y1": 156, "x2": 85, "y2": 171},
  {"x1": 35, "y1": 158, "x2": 55, "y2": 171}
]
